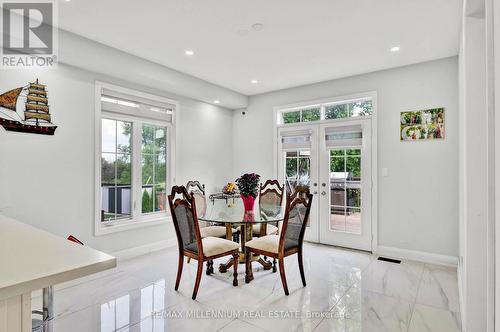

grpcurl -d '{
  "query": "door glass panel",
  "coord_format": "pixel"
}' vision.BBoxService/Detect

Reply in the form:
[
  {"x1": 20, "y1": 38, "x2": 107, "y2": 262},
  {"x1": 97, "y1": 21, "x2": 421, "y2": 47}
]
[
  {"x1": 329, "y1": 148, "x2": 362, "y2": 234},
  {"x1": 284, "y1": 150, "x2": 311, "y2": 226},
  {"x1": 347, "y1": 208, "x2": 361, "y2": 234},
  {"x1": 331, "y1": 206, "x2": 346, "y2": 232},
  {"x1": 284, "y1": 150, "x2": 311, "y2": 193}
]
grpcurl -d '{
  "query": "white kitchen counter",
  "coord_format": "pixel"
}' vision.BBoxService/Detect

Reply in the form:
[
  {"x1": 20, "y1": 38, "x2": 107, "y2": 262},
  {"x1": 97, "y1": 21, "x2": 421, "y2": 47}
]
[{"x1": 0, "y1": 215, "x2": 116, "y2": 332}]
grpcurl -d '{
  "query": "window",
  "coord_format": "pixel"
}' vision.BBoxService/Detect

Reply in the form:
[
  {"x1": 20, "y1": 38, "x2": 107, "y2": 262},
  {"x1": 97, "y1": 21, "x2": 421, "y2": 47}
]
[
  {"x1": 282, "y1": 105, "x2": 321, "y2": 124},
  {"x1": 95, "y1": 82, "x2": 176, "y2": 235},
  {"x1": 141, "y1": 124, "x2": 167, "y2": 214},
  {"x1": 101, "y1": 119, "x2": 132, "y2": 222},
  {"x1": 325, "y1": 100, "x2": 372, "y2": 119},
  {"x1": 279, "y1": 98, "x2": 372, "y2": 125}
]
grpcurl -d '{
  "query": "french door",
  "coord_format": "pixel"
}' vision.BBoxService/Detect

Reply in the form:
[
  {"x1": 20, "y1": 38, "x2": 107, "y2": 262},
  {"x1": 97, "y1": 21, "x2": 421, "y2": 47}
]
[
  {"x1": 277, "y1": 118, "x2": 373, "y2": 251},
  {"x1": 277, "y1": 126, "x2": 320, "y2": 242}
]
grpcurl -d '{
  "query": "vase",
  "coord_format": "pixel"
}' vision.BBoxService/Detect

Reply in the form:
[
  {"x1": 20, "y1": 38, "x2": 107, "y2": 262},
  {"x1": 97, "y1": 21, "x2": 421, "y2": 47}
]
[{"x1": 241, "y1": 194, "x2": 255, "y2": 213}]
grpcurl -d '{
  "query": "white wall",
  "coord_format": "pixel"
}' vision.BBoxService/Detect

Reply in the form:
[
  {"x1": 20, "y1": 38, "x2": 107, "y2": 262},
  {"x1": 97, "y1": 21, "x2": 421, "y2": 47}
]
[
  {"x1": 233, "y1": 57, "x2": 459, "y2": 258},
  {"x1": 0, "y1": 64, "x2": 234, "y2": 253}
]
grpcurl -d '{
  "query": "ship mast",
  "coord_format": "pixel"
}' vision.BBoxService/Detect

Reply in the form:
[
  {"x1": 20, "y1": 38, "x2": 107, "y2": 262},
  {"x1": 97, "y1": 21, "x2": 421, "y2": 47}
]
[
  {"x1": 25, "y1": 78, "x2": 50, "y2": 127},
  {"x1": 35, "y1": 79, "x2": 39, "y2": 126}
]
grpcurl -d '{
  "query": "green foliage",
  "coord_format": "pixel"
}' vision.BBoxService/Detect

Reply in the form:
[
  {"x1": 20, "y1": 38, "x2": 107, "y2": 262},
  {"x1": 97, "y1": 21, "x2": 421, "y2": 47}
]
[
  {"x1": 142, "y1": 124, "x2": 167, "y2": 187},
  {"x1": 282, "y1": 108, "x2": 320, "y2": 124},
  {"x1": 117, "y1": 122, "x2": 131, "y2": 154},
  {"x1": 285, "y1": 158, "x2": 297, "y2": 177},
  {"x1": 325, "y1": 101, "x2": 372, "y2": 119},
  {"x1": 283, "y1": 111, "x2": 300, "y2": 124},
  {"x1": 330, "y1": 149, "x2": 361, "y2": 180},
  {"x1": 283, "y1": 100, "x2": 372, "y2": 124},
  {"x1": 101, "y1": 155, "x2": 130, "y2": 186},
  {"x1": 351, "y1": 101, "x2": 372, "y2": 116},
  {"x1": 325, "y1": 104, "x2": 349, "y2": 119},
  {"x1": 301, "y1": 107, "x2": 321, "y2": 122},
  {"x1": 101, "y1": 157, "x2": 115, "y2": 185},
  {"x1": 142, "y1": 189, "x2": 153, "y2": 213}
]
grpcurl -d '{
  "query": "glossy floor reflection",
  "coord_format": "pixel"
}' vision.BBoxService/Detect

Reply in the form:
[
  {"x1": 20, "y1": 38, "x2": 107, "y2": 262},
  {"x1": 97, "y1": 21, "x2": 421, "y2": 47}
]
[{"x1": 32, "y1": 243, "x2": 461, "y2": 332}]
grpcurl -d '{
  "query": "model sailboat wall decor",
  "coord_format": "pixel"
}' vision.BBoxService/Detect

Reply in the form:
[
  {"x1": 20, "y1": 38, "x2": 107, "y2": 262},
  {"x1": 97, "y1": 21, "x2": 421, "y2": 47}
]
[{"x1": 0, "y1": 79, "x2": 57, "y2": 135}]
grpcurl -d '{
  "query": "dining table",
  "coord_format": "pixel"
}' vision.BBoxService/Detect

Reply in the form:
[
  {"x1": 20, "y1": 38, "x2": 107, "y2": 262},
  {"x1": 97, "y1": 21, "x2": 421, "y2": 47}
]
[{"x1": 198, "y1": 196, "x2": 284, "y2": 283}]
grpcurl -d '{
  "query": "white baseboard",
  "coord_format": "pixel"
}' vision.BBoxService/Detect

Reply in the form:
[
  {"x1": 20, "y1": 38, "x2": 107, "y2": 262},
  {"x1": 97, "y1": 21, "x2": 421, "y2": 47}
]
[
  {"x1": 111, "y1": 238, "x2": 177, "y2": 261},
  {"x1": 376, "y1": 245, "x2": 458, "y2": 267}
]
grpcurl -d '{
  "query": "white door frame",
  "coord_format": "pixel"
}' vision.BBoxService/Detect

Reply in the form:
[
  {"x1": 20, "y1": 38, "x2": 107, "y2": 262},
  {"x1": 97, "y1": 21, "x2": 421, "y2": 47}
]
[
  {"x1": 318, "y1": 118, "x2": 373, "y2": 251},
  {"x1": 272, "y1": 91, "x2": 378, "y2": 252}
]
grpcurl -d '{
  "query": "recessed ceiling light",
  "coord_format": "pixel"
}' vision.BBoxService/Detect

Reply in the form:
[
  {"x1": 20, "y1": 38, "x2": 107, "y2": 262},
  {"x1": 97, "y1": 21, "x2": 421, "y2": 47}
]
[
  {"x1": 214, "y1": 100, "x2": 220, "y2": 104},
  {"x1": 185, "y1": 50, "x2": 194, "y2": 56},
  {"x1": 251, "y1": 23, "x2": 264, "y2": 31},
  {"x1": 390, "y1": 46, "x2": 400, "y2": 52},
  {"x1": 251, "y1": 79, "x2": 258, "y2": 84}
]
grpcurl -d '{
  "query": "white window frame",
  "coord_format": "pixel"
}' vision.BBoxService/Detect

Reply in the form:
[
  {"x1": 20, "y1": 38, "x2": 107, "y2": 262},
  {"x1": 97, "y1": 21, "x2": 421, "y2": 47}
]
[
  {"x1": 276, "y1": 92, "x2": 375, "y2": 125},
  {"x1": 94, "y1": 81, "x2": 178, "y2": 236}
]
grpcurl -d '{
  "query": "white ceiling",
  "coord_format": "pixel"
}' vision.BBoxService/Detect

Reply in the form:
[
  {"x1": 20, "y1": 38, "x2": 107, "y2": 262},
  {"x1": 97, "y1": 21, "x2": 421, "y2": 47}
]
[{"x1": 59, "y1": 0, "x2": 462, "y2": 96}]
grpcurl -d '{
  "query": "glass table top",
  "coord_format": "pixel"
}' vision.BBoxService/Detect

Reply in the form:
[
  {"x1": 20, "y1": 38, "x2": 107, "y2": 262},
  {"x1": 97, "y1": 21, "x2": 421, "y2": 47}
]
[{"x1": 198, "y1": 197, "x2": 284, "y2": 224}]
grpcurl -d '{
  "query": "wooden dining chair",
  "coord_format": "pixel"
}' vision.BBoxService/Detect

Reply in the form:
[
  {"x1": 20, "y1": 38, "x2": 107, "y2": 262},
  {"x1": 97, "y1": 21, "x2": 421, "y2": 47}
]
[
  {"x1": 186, "y1": 180, "x2": 232, "y2": 239},
  {"x1": 245, "y1": 189, "x2": 313, "y2": 295},
  {"x1": 168, "y1": 186, "x2": 240, "y2": 300},
  {"x1": 254, "y1": 179, "x2": 284, "y2": 237}
]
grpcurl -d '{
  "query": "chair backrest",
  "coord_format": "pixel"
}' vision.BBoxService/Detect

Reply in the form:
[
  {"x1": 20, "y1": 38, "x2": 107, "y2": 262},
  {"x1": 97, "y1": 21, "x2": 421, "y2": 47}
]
[
  {"x1": 186, "y1": 180, "x2": 207, "y2": 217},
  {"x1": 259, "y1": 179, "x2": 284, "y2": 217},
  {"x1": 168, "y1": 186, "x2": 203, "y2": 257},
  {"x1": 279, "y1": 189, "x2": 313, "y2": 253}
]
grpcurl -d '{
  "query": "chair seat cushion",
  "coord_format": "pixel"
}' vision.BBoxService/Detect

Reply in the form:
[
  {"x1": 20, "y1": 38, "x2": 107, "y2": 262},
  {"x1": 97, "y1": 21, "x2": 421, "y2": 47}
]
[
  {"x1": 200, "y1": 225, "x2": 236, "y2": 238},
  {"x1": 252, "y1": 224, "x2": 278, "y2": 236},
  {"x1": 201, "y1": 236, "x2": 239, "y2": 257},
  {"x1": 246, "y1": 235, "x2": 298, "y2": 254}
]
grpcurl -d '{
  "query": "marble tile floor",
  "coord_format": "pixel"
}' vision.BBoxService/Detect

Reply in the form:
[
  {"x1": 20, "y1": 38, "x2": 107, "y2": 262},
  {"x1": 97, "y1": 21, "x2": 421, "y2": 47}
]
[{"x1": 32, "y1": 243, "x2": 461, "y2": 332}]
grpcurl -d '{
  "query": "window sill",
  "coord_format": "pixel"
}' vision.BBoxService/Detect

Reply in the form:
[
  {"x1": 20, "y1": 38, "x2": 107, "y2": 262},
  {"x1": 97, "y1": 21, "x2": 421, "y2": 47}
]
[{"x1": 95, "y1": 215, "x2": 172, "y2": 236}]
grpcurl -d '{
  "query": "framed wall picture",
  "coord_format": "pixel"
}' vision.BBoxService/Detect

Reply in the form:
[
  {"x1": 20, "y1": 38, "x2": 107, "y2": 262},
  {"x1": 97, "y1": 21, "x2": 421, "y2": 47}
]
[
  {"x1": 0, "y1": 79, "x2": 57, "y2": 135},
  {"x1": 400, "y1": 108, "x2": 444, "y2": 141}
]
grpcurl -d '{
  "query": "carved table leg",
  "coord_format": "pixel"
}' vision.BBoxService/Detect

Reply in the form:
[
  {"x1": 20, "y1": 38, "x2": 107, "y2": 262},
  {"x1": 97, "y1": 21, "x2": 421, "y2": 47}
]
[
  {"x1": 242, "y1": 224, "x2": 254, "y2": 283},
  {"x1": 257, "y1": 257, "x2": 273, "y2": 270},
  {"x1": 218, "y1": 257, "x2": 234, "y2": 273},
  {"x1": 206, "y1": 260, "x2": 214, "y2": 275}
]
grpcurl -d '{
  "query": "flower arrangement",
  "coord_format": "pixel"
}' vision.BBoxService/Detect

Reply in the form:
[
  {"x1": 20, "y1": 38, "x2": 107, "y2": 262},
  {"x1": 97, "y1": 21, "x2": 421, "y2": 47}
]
[
  {"x1": 235, "y1": 173, "x2": 260, "y2": 198},
  {"x1": 235, "y1": 173, "x2": 260, "y2": 213}
]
